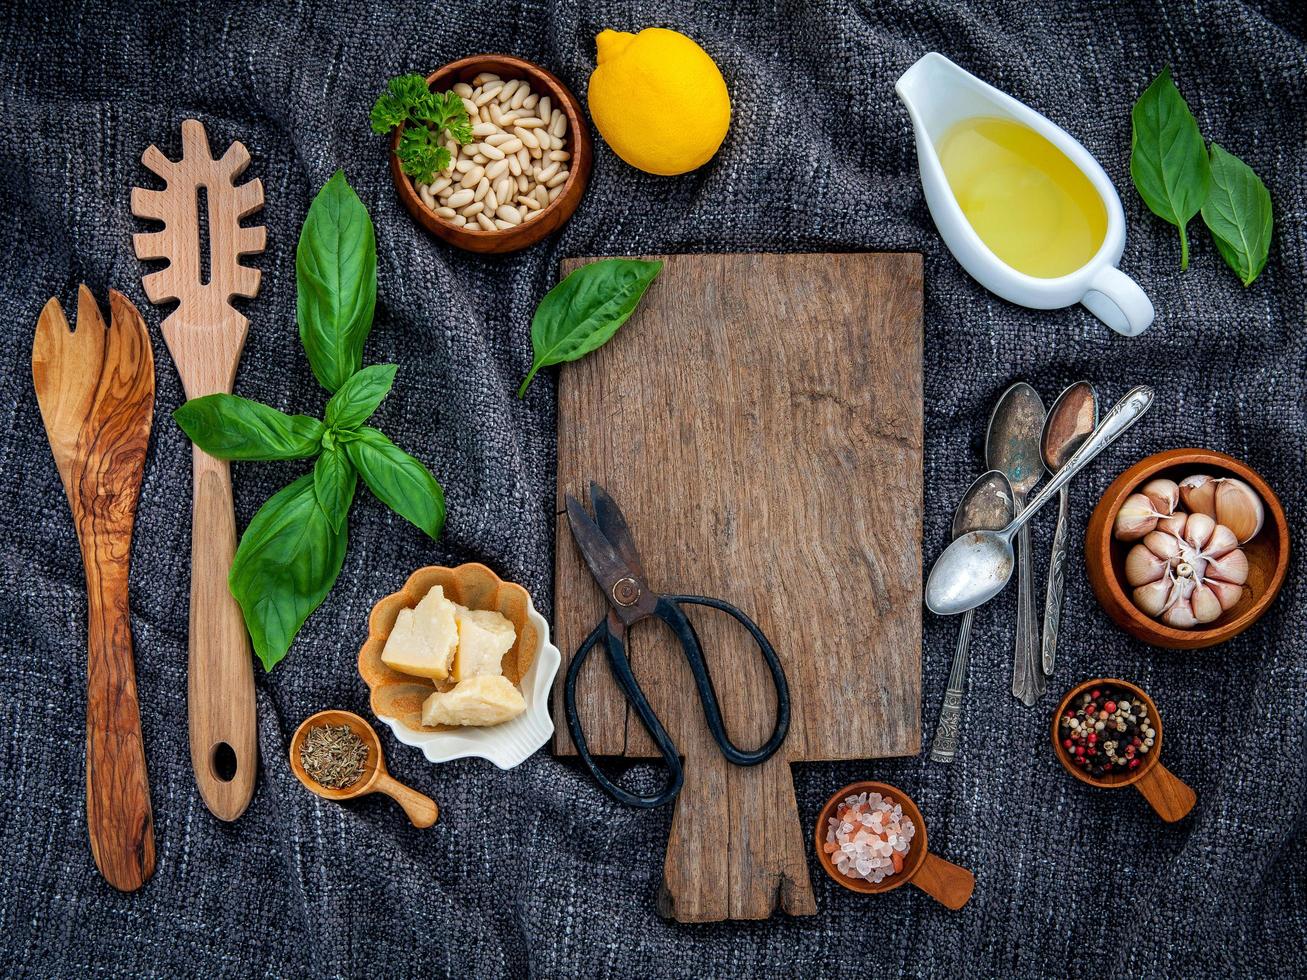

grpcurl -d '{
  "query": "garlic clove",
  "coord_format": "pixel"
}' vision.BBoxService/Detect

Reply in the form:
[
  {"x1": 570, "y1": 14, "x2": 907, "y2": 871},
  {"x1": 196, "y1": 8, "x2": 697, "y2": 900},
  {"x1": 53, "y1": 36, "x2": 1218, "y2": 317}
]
[
  {"x1": 1157, "y1": 511, "x2": 1187, "y2": 536},
  {"x1": 1124, "y1": 580, "x2": 1176, "y2": 616},
  {"x1": 1214, "y1": 477, "x2": 1264, "y2": 544},
  {"x1": 1205, "y1": 548, "x2": 1249, "y2": 586},
  {"x1": 1202, "y1": 523, "x2": 1240, "y2": 559},
  {"x1": 1179, "y1": 474, "x2": 1217, "y2": 518},
  {"x1": 1139, "y1": 478, "x2": 1180, "y2": 516},
  {"x1": 1113, "y1": 493, "x2": 1160, "y2": 541},
  {"x1": 1162, "y1": 597, "x2": 1199, "y2": 629},
  {"x1": 1143, "y1": 529, "x2": 1182, "y2": 562},
  {"x1": 1191, "y1": 584, "x2": 1224, "y2": 624},
  {"x1": 1124, "y1": 543, "x2": 1169, "y2": 586},
  {"x1": 1182, "y1": 512, "x2": 1216, "y2": 551},
  {"x1": 1206, "y1": 577, "x2": 1244, "y2": 611},
  {"x1": 1132, "y1": 578, "x2": 1173, "y2": 617}
]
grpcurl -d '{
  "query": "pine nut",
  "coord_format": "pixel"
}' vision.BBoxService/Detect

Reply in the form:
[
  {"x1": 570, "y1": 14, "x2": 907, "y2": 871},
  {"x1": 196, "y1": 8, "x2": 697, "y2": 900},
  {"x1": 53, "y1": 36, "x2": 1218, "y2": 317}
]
[
  {"x1": 485, "y1": 188, "x2": 498, "y2": 212},
  {"x1": 515, "y1": 116, "x2": 546, "y2": 129},
  {"x1": 518, "y1": 194, "x2": 542, "y2": 211},
  {"x1": 446, "y1": 189, "x2": 474, "y2": 208},
  {"x1": 471, "y1": 153, "x2": 487, "y2": 165},
  {"x1": 514, "y1": 127, "x2": 540, "y2": 149},
  {"x1": 548, "y1": 150, "x2": 570, "y2": 162},
  {"x1": 473, "y1": 88, "x2": 497, "y2": 107},
  {"x1": 488, "y1": 102, "x2": 505, "y2": 127},
  {"x1": 453, "y1": 82, "x2": 474, "y2": 98},
  {"x1": 546, "y1": 170, "x2": 569, "y2": 188},
  {"x1": 523, "y1": 93, "x2": 538, "y2": 109},
  {"x1": 507, "y1": 154, "x2": 522, "y2": 176},
  {"x1": 451, "y1": 214, "x2": 467, "y2": 227},
  {"x1": 460, "y1": 165, "x2": 484, "y2": 188},
  {"x1": 500, "y1": 108, "x2": 528, "y2": 124},
  {"x1": 472, "y1": 122, "x2": 497, "y2": 137},
  {"x1": 498, "y1": 137, "x2": 523, "y2": 155},
  {"x1": 537, "y1": 162, "x2": 559, "y2": 183},
  {"x1": 460, "y1": 97, "x2": 478, "y2": 116},
  {"x1": 478, "y1": 143, "x2": 506, "y2": 160},
  {"x1": 524, "y1": 208, "x2": 542, "y2": 221},
  {"x1": 482, "y1": 80, "x2": 504, "y2": 97},
  {"x1": 550, "y1": 112, "x2": 567, "y2": 138},
  {"x1": 484, "y1": 132, "x2": 514, "y2": 146},
  {"x1": 498, "y1": 79, "x2": 520, "y2": 103},
  {"x1": 496, "y1": 205, "x2": 522, "y2": 225},
  {"x1": 474, "y1": 176, "x2": 489, "y2": 202},
  {"x1": 509, "y1": 85, "x2": 528, "y2": 109},
  {"x1": 494, "y1": 176, "x2": 513, "y2": 202},
  {"x1": 461, "y1": 201, "x2": 485, "y2": 217},
  {"x1": 419, "y1": 186, "x2": 435, "y2": 208},
  {"x1": 516, "y1": 148, "x2": 531, "y2": 169},
  {"x1": 533, "y1": 185, "x2": 549, "y2": 208},
  {"x1": 485, "y1": 159, "x2": 510, "y2": 179},
  {"x1": 516, "y1": 173, "x2": 529, "y2": 193},
  {"x1": 476, "y1": 212, "x2": 496, "y2": 231},
  {"x1": 494, "y1": 219, "x2": 515, "y2": 230},
  {"x1": 435, "y1": 206, "x2": 457, "y2": 218},
  {"x1": 472, "y1": 72, "x2": 500, "y2": 85},
  {"x1": 538, "y1": 96, "x2": 551, "y2": 123}
]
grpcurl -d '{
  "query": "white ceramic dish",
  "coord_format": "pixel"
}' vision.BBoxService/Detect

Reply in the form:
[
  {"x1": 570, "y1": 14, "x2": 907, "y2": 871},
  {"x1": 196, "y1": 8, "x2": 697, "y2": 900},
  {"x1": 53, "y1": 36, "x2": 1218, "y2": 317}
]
[
  {"x1": 896, "y1": 52, "x2": 1154, "y2": 337},
  {"x1": 375, "y1": 595, "x2": 560, "y2": 770}
]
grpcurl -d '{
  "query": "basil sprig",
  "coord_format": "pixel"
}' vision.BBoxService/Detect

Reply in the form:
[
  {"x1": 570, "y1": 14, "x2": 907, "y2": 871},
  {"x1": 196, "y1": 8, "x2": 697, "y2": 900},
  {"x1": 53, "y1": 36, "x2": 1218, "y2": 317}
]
[
  {"x1": 517, "y1": 258, "x2": 662, "y2": 397},
  {"x1": 173, "y1": 170, "x2": 445, "y2": 671},
  {"x1": 1130, "y1": 68, "x2": 1273, "y2": 285}
]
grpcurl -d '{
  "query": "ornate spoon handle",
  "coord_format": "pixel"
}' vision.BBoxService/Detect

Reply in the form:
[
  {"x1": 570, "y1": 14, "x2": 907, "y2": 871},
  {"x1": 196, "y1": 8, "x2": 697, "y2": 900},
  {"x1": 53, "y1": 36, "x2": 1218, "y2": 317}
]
[
  {"x1": 1041, "y1": 487, "x2": 1070, "y2": 676},
  {"x1": 930, "y1": 608, "x2": 975, "y2": 763}
]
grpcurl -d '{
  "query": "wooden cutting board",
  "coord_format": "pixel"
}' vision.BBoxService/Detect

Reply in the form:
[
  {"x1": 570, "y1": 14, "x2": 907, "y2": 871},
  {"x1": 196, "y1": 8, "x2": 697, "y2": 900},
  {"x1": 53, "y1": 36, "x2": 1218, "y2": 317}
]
[{"x1": 553, "y1": 252, "x2": 923, "y2": 922}]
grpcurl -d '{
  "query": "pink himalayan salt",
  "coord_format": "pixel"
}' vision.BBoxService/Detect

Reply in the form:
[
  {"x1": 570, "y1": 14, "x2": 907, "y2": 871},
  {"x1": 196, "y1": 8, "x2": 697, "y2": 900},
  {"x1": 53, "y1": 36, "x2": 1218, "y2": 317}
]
[{"x1": 823, "y1": 791, "x2": 914, "y2": 884}]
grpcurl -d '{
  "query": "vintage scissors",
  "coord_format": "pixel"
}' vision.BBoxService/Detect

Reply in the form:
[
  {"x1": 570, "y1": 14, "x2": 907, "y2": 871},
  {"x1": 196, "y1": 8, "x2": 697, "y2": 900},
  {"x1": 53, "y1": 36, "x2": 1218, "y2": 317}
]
[{"x1": 563, "y1": 483, "x2": 791, "y2": 808}]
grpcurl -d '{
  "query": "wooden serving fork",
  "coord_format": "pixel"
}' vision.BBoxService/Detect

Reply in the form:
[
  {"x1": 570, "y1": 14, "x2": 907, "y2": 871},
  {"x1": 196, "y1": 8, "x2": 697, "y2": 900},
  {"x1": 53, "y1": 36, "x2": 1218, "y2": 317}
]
[
  {"x1": 33, "y1": 288, "x2": 156, "y2": 891},
  {"x1": 131, "y1": 119, "x2": 265, "y2": 821}
]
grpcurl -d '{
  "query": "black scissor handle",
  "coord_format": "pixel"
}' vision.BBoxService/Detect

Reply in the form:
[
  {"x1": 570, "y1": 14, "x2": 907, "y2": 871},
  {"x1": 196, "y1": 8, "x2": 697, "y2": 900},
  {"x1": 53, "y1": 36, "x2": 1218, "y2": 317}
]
[
  {"x1": 564, "y1": 619, "x2": 684, "y2": 808},
  {"x1": 659, "y1": 595, "x2": 791, "y2": 766}
]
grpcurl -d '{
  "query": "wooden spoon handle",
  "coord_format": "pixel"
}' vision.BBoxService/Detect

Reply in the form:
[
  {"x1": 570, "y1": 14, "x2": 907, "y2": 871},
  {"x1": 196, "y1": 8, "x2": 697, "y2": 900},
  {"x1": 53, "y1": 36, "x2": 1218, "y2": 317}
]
[
  {"x1": 84, "y1": 558, "x2": 155, "y2": 891},
  {"x1": 188, "y1": 446, "x2": 258, "y2": 820},
  {"x1": 373, "y1": 773, "x2": 439, "y2": 828},
  {"x1": 910, "y1": 851, "x2": 975, "y2": 909},
  {"x1": 1133, "y1": 760, "x2": 1197, "y2": 822}
]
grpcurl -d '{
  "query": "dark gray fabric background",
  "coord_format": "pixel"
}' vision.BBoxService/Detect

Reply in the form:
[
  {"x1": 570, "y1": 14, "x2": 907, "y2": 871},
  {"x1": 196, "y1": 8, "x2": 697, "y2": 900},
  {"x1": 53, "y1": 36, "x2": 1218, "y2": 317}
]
[{"x1": 1, "y1": 0, "x2": 1303, "y2": 976}]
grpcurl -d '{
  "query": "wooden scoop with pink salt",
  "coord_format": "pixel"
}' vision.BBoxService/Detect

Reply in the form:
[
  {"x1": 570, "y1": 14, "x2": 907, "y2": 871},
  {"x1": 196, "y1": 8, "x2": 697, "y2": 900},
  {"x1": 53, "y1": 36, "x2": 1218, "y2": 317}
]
[{"x1": 824, "y1": 790, "x2": 915, "y2": 883}]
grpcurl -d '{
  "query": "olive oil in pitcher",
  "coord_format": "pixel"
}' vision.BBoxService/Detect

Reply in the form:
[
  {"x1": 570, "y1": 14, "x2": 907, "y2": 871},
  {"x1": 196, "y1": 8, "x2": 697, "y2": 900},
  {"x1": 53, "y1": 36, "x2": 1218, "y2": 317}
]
[{"x1": 937, "y1": 116, "x2": 1108, "y2": 279}]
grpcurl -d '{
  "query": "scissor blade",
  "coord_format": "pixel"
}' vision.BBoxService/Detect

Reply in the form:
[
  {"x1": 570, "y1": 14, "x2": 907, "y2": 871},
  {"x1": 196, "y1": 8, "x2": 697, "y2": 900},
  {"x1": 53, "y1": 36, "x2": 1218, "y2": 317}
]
[
  {"x1": 588, "y1": 482, "x2": 649, "y2": 583},
  {"x1": 565, "y1": 494, "x2": 635, "y2": 602}
]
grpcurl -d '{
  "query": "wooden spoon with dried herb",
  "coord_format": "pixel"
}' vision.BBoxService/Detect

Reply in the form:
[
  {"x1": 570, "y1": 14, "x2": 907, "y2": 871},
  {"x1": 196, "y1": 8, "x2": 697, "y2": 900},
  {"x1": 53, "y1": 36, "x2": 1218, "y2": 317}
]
[{"x1": 289, "y1": 710, "x2": 438, "y2": 827}]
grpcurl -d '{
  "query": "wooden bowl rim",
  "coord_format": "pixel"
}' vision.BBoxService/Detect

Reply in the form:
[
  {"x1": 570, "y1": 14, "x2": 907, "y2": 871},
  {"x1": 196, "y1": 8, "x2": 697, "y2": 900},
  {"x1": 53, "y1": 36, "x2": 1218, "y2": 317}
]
[
  {"x1": 289, "y1": 709, "x2": 385, "y2": 801},
  {"x1": 1051, "y1": 678, "x2": 1161, "y2": 789},
  {"x1": 1087, "y1": 447, "x2": 1290, "y2": 647},
  {"x1": 389, "y1": 53, "x2": 589, "y2": 251},
  {"x1": 814, "y1": 780, "x2": 928, "y2": 894}
]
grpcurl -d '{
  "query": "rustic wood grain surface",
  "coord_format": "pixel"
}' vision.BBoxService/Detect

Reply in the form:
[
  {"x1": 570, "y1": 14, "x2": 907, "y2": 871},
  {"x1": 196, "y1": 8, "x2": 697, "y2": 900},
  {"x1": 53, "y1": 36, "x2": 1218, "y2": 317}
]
[{"x1": 553, "y1": 252, "x2": 924, "y2": 921}]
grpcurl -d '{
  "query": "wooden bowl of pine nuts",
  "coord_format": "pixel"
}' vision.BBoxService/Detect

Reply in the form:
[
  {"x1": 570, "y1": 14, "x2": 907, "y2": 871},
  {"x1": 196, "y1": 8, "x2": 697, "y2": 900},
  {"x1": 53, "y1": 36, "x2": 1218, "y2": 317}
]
[{"x1": 391, "y1": 54, "x2": 592, "y2": 254}]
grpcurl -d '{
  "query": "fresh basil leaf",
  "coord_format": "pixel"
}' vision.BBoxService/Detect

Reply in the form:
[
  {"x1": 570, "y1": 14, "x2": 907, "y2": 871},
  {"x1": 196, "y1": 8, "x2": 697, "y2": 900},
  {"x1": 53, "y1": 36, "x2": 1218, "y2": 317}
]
[
  {"x1": 343, "y1": 426, "x2": 445, "y2": 541},
  {"x1": 1200, "y1": 143, "x2": 1273, "y2": 287},
  {"x1": 297, "y1": 171, "x2": 377, "y2": 393},
  {"x1": 1130, "y1": 68, "x2": 1210, "y2": 269},
  {"x1": 173, "y1": 393, "x2": 324, "y2": 460},
  {"x1": 313, "y1": 446, "x2": 357, "y2": 532},
  {"x1": 517, "y1": 258, "x2": 662, "y2": 397},
  {"x1": 325, "y1": 364, "x2": 398, "y2": 430},
  {"x1": 229, "y1": 474, "x2": 348, "y2": 671}
]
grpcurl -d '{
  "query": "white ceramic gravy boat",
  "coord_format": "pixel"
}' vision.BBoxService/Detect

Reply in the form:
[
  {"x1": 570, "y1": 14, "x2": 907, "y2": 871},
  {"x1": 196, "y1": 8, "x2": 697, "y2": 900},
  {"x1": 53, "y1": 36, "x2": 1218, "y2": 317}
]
[{"x1": 896, "y1": 52, "x2": 1153, "y2": 337}]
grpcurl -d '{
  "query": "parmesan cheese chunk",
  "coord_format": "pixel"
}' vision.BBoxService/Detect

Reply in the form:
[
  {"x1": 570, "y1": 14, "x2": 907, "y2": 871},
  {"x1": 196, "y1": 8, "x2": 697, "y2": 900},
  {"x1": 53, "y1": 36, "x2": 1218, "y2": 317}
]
[
  {"x1": 380, "y1": 585, "x2": 459, "y2": 680},
  {"x1": 452, "y1": 607, "x2": 516, "y2": 682},
  {"x1": 421, "y1": 675, "x2": 526, "y2": 727}
]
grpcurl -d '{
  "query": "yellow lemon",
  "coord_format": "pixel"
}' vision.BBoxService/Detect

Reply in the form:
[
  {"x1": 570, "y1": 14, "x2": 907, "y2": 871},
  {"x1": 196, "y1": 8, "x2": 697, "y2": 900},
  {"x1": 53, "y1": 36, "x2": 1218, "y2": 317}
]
[{"x1": 587, "y1": 28, "x2": 731, "y2": 176}]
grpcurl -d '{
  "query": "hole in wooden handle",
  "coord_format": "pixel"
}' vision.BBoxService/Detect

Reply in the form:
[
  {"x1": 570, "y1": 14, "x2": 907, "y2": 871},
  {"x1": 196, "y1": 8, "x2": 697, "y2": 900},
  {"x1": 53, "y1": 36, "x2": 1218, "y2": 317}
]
[{"x1": 211, "y1": 742, "x2": 238, "y2": 782}]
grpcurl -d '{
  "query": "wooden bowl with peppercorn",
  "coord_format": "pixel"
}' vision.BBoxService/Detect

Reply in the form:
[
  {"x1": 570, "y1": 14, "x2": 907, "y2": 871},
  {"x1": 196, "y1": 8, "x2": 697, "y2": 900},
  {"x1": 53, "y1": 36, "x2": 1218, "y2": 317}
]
[
  {"x1": 386, "y1": 54, "x2": 592, "y2": 254},
  {"x1": 1052, "y1": 678, "x2": 1195, "y2": 822},
  {"x1": 1085, "y1": 448, "x2": 1289, "y2": 650}
]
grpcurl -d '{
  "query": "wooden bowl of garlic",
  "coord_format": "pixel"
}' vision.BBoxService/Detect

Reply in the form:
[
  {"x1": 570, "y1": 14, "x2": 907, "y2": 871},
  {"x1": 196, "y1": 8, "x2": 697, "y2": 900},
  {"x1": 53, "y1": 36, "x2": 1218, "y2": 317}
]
[
  {"x1": 1086, "y1": 449, "x2": 1289, "y2": 649},
  {"x1": 390, "y1": 54, "x2": 592, "y2": 254}
]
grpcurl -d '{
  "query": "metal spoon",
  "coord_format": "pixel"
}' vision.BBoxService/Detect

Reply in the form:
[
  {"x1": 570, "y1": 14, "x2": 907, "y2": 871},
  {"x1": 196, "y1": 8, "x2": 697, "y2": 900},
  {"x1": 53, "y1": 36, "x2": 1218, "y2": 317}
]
[
  {"x1": 1038, "y1": 382, "x2": 1099, "y2": 679},
  {"x1": 984, "y1": 383, "x2": 1046, "y2": 706},
  {"x1": 929, "y1": 470, "x2": 1014, "y2": 763},
  {"x1": 926, "y1": 386, "x2": 1154, "y2": 617}
]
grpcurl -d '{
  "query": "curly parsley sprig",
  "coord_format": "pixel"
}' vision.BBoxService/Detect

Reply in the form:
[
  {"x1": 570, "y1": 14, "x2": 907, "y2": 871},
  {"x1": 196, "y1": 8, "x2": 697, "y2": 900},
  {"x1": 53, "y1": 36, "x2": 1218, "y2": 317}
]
[{"x1": 370, "y1": 74, "x2": 473, "y2": 184}]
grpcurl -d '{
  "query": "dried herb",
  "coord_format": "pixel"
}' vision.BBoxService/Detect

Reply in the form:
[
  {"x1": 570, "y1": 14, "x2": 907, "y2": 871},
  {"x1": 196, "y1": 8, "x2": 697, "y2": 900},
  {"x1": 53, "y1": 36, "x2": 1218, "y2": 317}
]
[{"x1": 300, "y1": 724, "x2": 369, "y2": 789}]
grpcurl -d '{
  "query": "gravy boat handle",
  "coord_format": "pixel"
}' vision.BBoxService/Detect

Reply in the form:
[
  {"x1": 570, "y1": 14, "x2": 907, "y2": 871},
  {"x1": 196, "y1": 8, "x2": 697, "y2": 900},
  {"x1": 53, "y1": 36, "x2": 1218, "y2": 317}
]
[
  {"x1": 1082, "y1": 267, "x2": 1155, "y2": 337},
  {"x1": 1009, "y1": 386, "x2": 1154, "y2": 535}
]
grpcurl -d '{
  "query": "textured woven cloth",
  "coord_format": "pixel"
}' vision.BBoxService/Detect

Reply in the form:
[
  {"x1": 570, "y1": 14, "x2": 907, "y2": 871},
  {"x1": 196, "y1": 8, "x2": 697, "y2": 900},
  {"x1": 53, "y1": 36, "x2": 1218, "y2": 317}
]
[{"x1": 1, "y1": 0, "x2": 1303, "y2": 976}]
